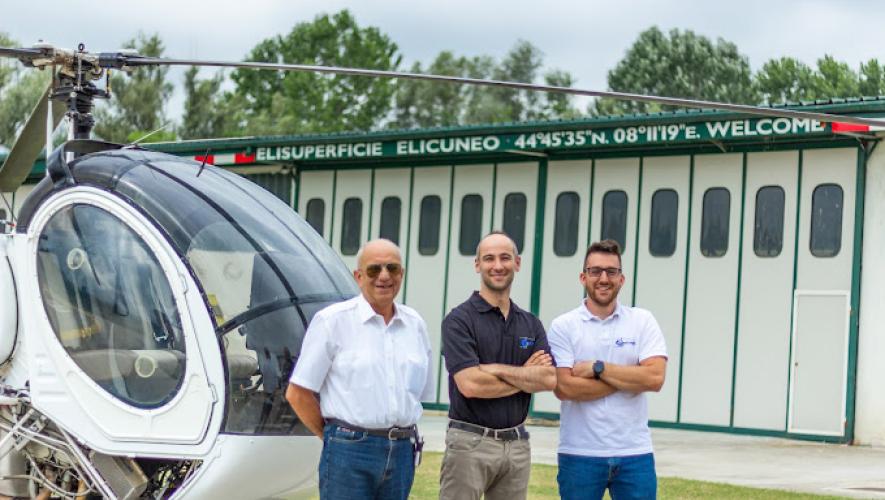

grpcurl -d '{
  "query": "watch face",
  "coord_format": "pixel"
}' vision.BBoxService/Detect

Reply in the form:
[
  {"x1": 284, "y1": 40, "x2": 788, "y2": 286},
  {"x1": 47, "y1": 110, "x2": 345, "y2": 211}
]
[{"x1": 593, "y1": 361, "x2": 604, "y2": 376}]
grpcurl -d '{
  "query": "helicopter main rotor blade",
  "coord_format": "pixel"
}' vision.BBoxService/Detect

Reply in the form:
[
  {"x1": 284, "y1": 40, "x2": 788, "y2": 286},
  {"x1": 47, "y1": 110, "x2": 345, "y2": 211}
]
[
  {"x1": 0, "y1": 83, "x2": 65, "y2": 192},
  {"x1": 122, "y1": 56, "x2": 885, "y2": 128}
]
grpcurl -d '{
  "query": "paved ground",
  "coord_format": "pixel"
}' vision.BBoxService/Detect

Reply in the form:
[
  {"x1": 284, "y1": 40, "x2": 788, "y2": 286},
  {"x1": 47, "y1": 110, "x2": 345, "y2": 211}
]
[{"x1": 419, "y1": 413, "x2": 885, "y2": 498}]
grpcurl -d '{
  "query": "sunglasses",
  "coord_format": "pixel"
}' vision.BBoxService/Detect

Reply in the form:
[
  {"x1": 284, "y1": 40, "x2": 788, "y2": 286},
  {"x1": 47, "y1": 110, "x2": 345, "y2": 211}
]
[{"x1": 363, "y1": 263, "x2": 403, "y2": 279}]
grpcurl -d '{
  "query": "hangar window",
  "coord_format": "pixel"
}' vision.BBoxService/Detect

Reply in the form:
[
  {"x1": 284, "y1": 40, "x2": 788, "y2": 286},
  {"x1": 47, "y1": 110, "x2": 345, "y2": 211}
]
[
  {"x1": 601, "y1": 190, "x2": 628, "y2": 251},
  {"x1": 649, "y1": 189, "x2": 678, "y2": 257},
  {"x1": 753, "y1": 186, "x2": 785, "y2": 257},
  {"x1": 502, "y1": 193, "x2": 527, "y2": 253},
  {"x1": 36, "y1": 204, "x2": 186, "y2": 408},
  {"x1": 554, "y1": 192, "x2": 580, "y2": 256},
  {"x1": 459, "y1": 195, "x2": 484, "y2": 255},
  {"x1": 418, "y1": 195, "x2": 442, "y2": 255},
  {"x1": 379, "y1": 196, "x2": 402, "y2": 245},
  {"x1": 810, "y1": 184, "x2": 843, "y2": 257},
  {"x1": 340, "y1": 198, "x2": 362, "y2": 256},
  {"x1": 0, "y1": 208, "x2": 6, "y2": 220},
  {"x1": 701, "y1": 188, "x2": 730, "y2": 257},
  {"x1": 305, "y1": 198, "x2": 325, "y2": 235}
]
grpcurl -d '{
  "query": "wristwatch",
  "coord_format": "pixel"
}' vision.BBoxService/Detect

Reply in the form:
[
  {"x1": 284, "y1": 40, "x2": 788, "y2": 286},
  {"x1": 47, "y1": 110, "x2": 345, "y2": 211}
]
[{"x1": 592, "y1": 360, "x2": 605, "y2": 380}]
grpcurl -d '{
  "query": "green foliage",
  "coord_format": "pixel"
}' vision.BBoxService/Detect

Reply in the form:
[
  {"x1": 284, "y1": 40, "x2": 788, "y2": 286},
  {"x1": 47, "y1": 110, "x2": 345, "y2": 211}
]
[
  {"x1": 0, "y1": 69, "x2": 50, "y2": 148},
  {"x1": 592, "y1": 27, "x2": 758, "y2": 116},
  {"x1": 179, "y1": 67, "x2": 247, "y2": 140},
  {"x1": 0, "y1": 32, "x2": 54, "y2": 149},
  {"x1": 231, "y1": 10, "x2": 401, "y2": 135},
  {"x1": 754, "y1": 57, "x2": 819, "y2": 103},
  {"x1": 391, "y1": 40, "x2": 579, "y2": 128},
  {"x1": 755, "y1": 56, "x2": 885, "y2": 104},
  {"x1": 93, "y1": 32, "x2": 174, "y2": 143}
]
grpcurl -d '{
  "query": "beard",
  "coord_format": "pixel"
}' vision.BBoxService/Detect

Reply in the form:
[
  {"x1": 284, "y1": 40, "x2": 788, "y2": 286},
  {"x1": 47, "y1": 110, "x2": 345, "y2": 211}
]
[
  {"x1": 586, "y1": 283, "x2": 620, "y2": 306},
  {"x1": 482, "y1": 272, "x2": 514, "y2": 292}
]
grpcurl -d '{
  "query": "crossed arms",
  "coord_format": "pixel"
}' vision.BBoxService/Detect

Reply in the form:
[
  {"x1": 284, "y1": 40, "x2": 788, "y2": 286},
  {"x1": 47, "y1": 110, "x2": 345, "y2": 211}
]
[
  {"x1": 453, "y1": 350, "x2": 557, "y2": 399},
  {"x1": 553, "y1": 356, "x2": 666, "y2": 402}
]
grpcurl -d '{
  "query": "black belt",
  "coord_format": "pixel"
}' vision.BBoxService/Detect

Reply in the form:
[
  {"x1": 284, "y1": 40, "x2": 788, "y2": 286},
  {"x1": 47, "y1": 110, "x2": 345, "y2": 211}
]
[
  {"x1": 326, "y1": 419, "x2": 417, "y2": 440},
  {"x1": 448, "y1": 420, "x2": 529, "y2": 441}
]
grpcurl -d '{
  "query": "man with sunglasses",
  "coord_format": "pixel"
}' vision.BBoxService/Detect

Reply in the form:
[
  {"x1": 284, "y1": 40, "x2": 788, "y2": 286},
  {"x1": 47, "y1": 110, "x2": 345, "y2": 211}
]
[
  {"x1": 548, "y1": 239, "x2": 667, "y2": 499},
  {"x1": 440, "y1": 231, "x2": 556, "y2": 500},
  {"x1": 287, "y1": 239, "x2": 433, "y2": 500}
]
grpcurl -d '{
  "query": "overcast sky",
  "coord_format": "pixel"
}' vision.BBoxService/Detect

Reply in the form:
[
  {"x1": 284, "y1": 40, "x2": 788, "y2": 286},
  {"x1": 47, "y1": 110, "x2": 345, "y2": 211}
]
[{"x1": 4, "y1": 0, "x2": 885, "y2": 122}]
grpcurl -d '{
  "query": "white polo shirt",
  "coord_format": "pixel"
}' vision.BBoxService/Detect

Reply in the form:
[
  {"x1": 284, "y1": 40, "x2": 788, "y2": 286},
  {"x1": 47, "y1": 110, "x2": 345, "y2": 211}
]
[
  {"x1": 548, "y1": 301, "x2": 667, "y2": 457},
  {"x1": 290, "y1": 294, "x2": 434, "y2": 429}
]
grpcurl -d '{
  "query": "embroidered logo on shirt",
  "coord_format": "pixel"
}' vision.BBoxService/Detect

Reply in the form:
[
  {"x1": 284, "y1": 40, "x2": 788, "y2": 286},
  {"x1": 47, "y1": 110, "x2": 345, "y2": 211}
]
[
  {"x1": 615, "y1": 337, "x2": 637, "y2": 347},
  {"x1": 519, "y1": 337, "x2": 535, "y2": 349}
]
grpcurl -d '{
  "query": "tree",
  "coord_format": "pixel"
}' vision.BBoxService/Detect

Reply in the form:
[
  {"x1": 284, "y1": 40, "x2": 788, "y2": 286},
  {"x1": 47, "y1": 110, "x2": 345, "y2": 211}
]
[
  {"x1": 591, "y1": 27, "x2": 758, "y2": 116},
  {"x1": 93, "y1": 32, "x2": 174, "y2": 143},
  {"x1": 179, "y1": 67, "x2": 247, "y2": 140},
  {"x1": 859, "y1": 59, "x2": 885, "y2": 96},
  {"x1": 755, "y1": 55, "x2": 880, "y2": 104},
  {"x1": 0, "y1": 32, "x2": 54, "y2": 148},
  {"x1": 390, "y1": 40, "x2": 579, "y2": 128},
  {"x1": 754, "y1": 57, "x2": 818, "y2": 103},
  {"x1": 231, "y1": 10, "x2": 401, "y2": 135}
]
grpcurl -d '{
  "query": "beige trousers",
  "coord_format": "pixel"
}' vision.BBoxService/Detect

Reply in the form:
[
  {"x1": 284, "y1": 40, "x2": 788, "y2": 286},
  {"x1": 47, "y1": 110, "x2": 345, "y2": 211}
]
[{"x1": 439, "y1": 427, "x2": 532, "y2": 500}]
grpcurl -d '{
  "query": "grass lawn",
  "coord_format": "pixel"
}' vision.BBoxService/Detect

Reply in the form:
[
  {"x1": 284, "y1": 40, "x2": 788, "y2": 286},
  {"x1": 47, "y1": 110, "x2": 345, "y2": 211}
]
[{"x1": 411, "y1": 452, "x2": 847, "y2": 499}]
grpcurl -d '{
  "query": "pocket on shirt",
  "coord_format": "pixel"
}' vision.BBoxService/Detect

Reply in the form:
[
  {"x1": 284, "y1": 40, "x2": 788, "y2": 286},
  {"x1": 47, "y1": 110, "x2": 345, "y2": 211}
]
[{"x1": 404, "y1": 353, "x2": 428, "y2": 397}]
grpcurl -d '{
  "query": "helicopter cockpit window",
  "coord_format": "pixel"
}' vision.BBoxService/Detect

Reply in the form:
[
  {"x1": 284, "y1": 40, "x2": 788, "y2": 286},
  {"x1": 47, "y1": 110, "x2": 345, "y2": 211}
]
[
  {"x1": 36, "y1": 204, "x2": 186, "y2": 408},
  {"x1": 110, "y1": 158, "x2": 357, "y2": 435}
]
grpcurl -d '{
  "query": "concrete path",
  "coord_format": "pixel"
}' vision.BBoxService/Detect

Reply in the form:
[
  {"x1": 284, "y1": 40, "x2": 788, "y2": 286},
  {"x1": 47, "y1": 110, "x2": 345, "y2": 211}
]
[{"x1": 419, "y1": 413, "x2": 885, "y2": 498}]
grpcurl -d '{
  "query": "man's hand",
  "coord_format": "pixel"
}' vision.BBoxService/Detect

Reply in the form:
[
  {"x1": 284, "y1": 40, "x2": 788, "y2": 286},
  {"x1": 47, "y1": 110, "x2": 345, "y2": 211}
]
[
  {"x1": 573, "y1": 357, "x2": 666, "y2": 393},
  {"x1": 524, "y1": 350, "x2": 553, "y2": 367}
]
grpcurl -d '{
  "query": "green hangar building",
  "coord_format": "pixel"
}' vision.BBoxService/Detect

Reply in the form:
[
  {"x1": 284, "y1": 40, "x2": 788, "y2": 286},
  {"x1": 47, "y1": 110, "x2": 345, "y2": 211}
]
[{"x1": 6, "y1": 98, "x2": 885, "y2": 445}]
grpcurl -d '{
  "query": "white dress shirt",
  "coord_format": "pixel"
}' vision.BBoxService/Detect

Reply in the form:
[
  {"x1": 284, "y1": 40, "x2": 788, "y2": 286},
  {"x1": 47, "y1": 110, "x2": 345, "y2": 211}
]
[
  {"x1": 548, "y1": 301, "x2": 668, "y2": 457},
  {"x1": 290, "y1": 294, "x2": 434, "y2": 429}
]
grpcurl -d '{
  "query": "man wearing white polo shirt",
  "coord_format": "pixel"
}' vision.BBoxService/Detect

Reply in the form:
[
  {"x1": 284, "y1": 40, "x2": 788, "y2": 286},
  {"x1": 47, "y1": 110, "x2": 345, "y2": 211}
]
[{"x1": 549, "y1": 239, "x2": 667, "y2": 500}]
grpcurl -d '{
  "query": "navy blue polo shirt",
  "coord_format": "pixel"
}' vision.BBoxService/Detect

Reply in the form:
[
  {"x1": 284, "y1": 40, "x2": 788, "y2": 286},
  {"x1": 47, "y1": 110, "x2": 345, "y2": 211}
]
[{"x1": 442, "y1": 291, "x2": 551, "y2": 429}]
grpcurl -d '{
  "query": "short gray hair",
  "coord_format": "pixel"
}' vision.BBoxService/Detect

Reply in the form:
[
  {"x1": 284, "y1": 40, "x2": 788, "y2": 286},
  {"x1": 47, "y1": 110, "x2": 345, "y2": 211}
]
[{"x1": 356, "y1": 238, "x2": 403, "y2": 268}]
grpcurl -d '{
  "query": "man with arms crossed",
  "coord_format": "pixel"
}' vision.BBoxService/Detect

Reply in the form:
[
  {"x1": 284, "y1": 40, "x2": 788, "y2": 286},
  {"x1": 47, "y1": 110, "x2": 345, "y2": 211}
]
[
  {"x1": 287, "y1": 239, "x2": 433, "y2": 500},
  {"x1": 440, "y1": 231, "x2": 556, "y2": 500},
  {"x1": 549, "y1": 240, "x2": 667, "y2": 500}
]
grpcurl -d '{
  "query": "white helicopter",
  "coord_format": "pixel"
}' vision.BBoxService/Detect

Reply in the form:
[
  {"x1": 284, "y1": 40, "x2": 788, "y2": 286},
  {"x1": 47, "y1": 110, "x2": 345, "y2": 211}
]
[{"x1": 0, "y1": 42, "x2": 882, "y2": 499}]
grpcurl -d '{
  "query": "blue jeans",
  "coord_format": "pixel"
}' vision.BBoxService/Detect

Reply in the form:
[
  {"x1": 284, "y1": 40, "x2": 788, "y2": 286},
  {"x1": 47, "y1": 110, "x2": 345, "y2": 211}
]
[
  {"x1": 557, "y1": 452, "x2": 657, "y2": 500},
  {"x1": 319, "y1": 423, "x2": 416, "y2": 500}
]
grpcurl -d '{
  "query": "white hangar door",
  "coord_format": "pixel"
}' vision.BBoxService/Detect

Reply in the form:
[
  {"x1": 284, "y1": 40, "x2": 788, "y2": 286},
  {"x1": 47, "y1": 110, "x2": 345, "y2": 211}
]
[
  {"x1": 298, "y1": 170, "x2": 335, "y2": 243},
  {"x1": 536, "y1": 160, "x2": 592, "y2": 413},
  {"x1": 589, "y1": 158, "x2": 641, "y2": 305},
  {"x1": 492, "y1": 162, "x2": 538, "y2": 311},
  {"x1": 788, "y1": 148, "x2": 856, "y2": 436},
  {"x1": 370, "y1": 168, "x2": 412, "y2": 273},
  {"x1": 403, "y1": 166, "x2": 453, "y2": 404},
  {"x1": 332, "y1": 169, "x2": 372, "y2": 272},
  {"x1": 441, "y1": 164, "x2": 495, "y2": 404},
  {"x1": 634, "y1": 156, "x2": 690, "y2": 423},
  {"x1": 733, "y1": 151, "x2": 799, "y2": 430},
  {"x1": 679, "y1": 154, "x2": 743, "y2": 426}
]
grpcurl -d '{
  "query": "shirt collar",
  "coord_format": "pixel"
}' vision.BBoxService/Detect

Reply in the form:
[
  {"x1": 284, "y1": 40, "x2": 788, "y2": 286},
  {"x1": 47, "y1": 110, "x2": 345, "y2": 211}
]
[
  {"x1": 356, "y1": 293, "x2": 402, "y2": 325},
  {"x1": 580, "y1": 299, "x2": 624, "y2": 322},
  {"x1": 468, "y1": 291, "x2": 517, "y2": 315}
]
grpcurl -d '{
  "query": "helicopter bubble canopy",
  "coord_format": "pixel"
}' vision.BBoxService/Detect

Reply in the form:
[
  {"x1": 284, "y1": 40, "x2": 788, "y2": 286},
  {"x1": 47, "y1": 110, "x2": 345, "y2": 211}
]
[{"x1": 19, "y1": 146, "x2": 358, "y2": 436}]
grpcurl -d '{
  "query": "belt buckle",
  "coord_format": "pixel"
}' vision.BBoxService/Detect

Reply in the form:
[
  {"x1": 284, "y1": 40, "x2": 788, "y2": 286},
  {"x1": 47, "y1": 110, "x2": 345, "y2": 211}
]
[{"x1": 388, "y1": 427, "x2": 399, "y2": 440}]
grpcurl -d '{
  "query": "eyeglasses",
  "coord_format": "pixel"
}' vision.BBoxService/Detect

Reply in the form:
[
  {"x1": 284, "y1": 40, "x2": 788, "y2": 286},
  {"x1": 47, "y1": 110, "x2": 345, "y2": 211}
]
[
  {"x1": 584, "y1": 267, "x2": 622, "y2": 278},
  {"x1": 364, "y1": 263, "x2": 403, "y2": 279}
]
